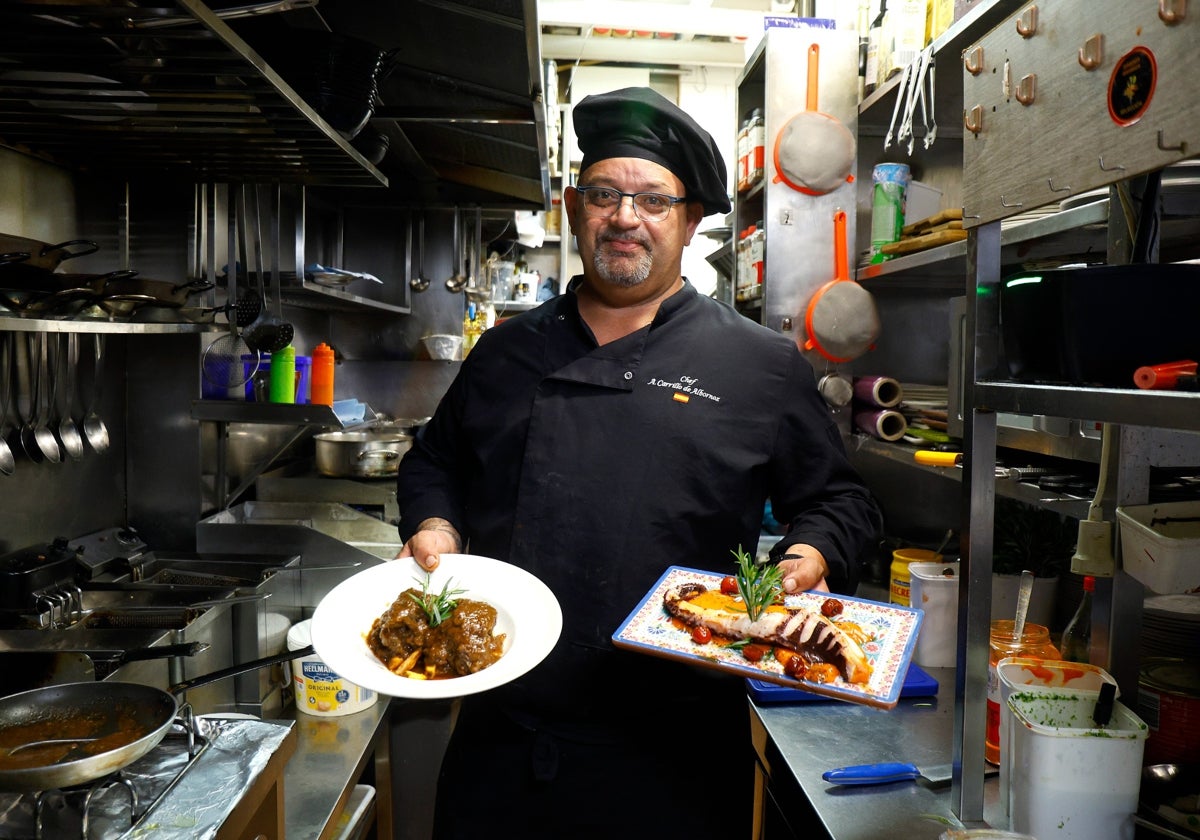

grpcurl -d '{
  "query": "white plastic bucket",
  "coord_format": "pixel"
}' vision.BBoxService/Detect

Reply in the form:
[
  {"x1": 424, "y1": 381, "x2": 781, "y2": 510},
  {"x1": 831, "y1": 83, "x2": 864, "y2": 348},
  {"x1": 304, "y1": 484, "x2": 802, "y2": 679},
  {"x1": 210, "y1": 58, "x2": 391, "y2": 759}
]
[
  {"x1": 288, "y1": 619, "x2": 378, "y2": 717},
  {"x1": 909, "y1": 560, "x2": 959, "y2": 668},
  {"x1": 997, "y1": 657, "x2": 1120, "y2": 818},
  {"x1": 1007, "y1": 691, "x2": 1147, "y2": 840}
]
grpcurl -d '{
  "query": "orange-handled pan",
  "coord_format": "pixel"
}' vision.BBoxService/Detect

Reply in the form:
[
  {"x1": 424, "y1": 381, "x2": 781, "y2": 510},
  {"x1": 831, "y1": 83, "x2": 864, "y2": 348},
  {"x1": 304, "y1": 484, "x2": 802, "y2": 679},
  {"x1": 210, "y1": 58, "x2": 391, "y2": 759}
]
[
  {"x1": 803, "y1": 210, "x2": 880, "y2": 363},
  {"x1": 773, "y1": 43, "x2": 857, "y2": 196}
]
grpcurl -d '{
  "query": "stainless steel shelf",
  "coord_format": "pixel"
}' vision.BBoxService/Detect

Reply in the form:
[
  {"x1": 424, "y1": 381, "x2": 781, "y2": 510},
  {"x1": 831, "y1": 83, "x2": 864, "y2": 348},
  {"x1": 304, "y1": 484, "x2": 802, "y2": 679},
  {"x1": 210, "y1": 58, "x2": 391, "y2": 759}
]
[
  {"x1": 975, "y1": 381, "x2": 1200, "y2": 432},
  {"x1": 0, "y1": 316, "x2": 219, "y2": 334},
  {"x1": 856, "y1": 199, "x2": 1112, "y2": 287},
  {"x1": 281, "y1": 279, "x2": 410, "y2": 315},
  {"x1": 0, "y1": 0, "x2": 385, "y2": 187},
  {"x1": 190, "y1": 400, "x2": 345, "y2": 426},
  {"x1": 849, "y1": 434, "x2": 1093, "y2": 517}
]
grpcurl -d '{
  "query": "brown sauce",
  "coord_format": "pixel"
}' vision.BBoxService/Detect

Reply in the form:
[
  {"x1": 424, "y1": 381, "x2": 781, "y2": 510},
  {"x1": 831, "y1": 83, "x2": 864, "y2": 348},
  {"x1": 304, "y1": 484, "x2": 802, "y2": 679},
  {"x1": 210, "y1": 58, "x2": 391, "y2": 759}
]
[
  {"x1": 0, "y1": 707, "x2": 149, "y2": 771},
  {"x1": 366, "y1": 588, "x2": 506, "y2": 679}
]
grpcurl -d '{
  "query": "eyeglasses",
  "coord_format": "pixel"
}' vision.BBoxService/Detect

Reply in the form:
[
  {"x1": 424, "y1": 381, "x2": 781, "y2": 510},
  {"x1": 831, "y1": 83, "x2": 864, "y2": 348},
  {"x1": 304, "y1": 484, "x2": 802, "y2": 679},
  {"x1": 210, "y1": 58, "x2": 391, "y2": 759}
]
[{"x1": 573, "y1": 186, "x2": 687, "y2": 223}]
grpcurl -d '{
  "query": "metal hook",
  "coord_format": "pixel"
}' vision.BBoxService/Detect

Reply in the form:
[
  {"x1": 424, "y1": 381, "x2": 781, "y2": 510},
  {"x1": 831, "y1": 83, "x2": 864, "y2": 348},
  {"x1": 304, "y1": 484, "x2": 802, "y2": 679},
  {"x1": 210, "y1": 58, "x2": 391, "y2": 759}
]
[
  {"x1": 1098, "y1": 156, "x2": 1126, "y2": 172},
  {"x1": 1078, "y1": 33, "x2": 1103, "y2": 70},
  {"x1": 963, "y1": 104, "x2": 983, "y2": 135},
  {"x1": 1015, "y1": 73, "x2": 1037, "y2": 105},
  {"x1": 1047, "y1": 178, "x2": 1071, "y2": 193},
  {"x1": 964, "y1": 45, "x2": 984, "y2": 75},
  {"x1": 1159, "y1": 0, "x2": 1186, "y2": 24},
  {"x1": 1000, "y1": 196, "x2": 1024, "y2": 208},
  {"x1": 1016, "y1": 5, "x2": 1038, "y2": 37},
  {"x1": 1157, "y1": 129, "x2": 1187, "y2": 153}
]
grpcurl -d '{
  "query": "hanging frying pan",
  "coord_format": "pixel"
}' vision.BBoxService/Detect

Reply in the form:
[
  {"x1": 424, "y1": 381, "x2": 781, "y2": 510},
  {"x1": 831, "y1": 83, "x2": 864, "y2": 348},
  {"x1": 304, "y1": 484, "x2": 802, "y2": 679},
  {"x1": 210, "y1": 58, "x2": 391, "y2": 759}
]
[
  {"x1": 773, "y1": 43, "x2": 857, "y2": 196},
  {"x1": 0, "y1": 235, "x2": 98, "y2": 272},
  {"x1": 803, "y1": 210, "x2": 880, "y2": 364}
]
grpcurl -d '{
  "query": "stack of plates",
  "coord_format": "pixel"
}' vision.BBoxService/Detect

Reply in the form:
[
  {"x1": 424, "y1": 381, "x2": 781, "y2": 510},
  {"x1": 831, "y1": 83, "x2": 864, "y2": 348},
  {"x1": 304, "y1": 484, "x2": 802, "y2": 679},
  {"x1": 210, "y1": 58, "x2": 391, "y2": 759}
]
[{"x1": 1142, "y1": 593, "x2": 1200, "y2": 660}]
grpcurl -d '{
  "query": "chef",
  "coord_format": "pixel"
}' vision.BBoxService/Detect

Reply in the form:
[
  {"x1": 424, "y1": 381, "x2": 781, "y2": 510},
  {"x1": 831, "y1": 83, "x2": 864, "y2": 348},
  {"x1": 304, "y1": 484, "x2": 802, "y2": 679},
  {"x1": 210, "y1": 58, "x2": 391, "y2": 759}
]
[{"x1": 395, "y1": 86, "x2": 881, "y2": 838}]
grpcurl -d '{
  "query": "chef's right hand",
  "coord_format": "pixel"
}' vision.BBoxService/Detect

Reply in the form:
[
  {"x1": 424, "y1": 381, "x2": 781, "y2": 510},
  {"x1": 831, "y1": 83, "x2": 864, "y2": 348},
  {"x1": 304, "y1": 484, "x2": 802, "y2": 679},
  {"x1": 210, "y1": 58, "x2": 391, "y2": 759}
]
[{"x1": 395, "y1": 518, "x2": 461, "y2": 571}]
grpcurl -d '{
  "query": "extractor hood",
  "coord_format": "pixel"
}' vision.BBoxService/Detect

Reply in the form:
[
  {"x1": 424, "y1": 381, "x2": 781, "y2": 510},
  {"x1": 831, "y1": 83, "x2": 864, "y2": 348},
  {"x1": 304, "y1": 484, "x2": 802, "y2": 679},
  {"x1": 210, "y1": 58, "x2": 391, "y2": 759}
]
[{"x1": 0, "y1": 0, "x2": 551, "y2": 211}]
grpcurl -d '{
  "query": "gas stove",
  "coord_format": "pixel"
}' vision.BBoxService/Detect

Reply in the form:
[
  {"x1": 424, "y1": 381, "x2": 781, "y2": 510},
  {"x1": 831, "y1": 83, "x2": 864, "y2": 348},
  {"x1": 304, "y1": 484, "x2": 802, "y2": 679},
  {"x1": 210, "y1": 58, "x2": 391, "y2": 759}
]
[{"x1": 0, "y1": 713, "x2": 294, "y2": 840}]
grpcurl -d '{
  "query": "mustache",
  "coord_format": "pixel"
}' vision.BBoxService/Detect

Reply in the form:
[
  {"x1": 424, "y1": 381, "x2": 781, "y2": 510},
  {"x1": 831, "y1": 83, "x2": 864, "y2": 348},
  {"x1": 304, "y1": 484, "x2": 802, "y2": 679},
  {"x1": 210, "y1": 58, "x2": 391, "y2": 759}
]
[{"x1": 597, "y1": 232, "x2": 651, "y2": 250}]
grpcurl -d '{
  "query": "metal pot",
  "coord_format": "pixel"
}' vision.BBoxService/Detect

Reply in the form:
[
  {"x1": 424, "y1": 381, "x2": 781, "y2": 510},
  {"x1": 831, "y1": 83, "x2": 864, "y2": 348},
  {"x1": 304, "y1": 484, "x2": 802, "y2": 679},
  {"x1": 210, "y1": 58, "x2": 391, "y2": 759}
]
[
  {"x1": 0, "y1": 642, "x2": 312, "y2": 792},
  {"x1": 314, "y1": 429, "x2": 413, "y2": 479}
]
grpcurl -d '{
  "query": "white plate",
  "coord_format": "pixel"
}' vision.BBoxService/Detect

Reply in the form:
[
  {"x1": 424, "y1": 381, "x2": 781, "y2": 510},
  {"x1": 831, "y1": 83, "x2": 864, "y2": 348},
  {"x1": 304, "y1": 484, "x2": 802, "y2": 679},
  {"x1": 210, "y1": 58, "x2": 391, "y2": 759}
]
[{"x1": 310, "y1": 555, "x2": 563, "y2": 700}]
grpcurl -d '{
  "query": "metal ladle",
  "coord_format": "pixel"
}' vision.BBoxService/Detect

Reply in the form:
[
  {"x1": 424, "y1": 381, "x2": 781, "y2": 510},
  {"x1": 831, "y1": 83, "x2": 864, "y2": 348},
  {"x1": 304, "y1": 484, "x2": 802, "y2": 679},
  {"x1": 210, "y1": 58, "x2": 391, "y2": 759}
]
[
  {"x1": 14, "y1": 333, "x2": 42, "y2": 463},
  {"x1": 82, "y1": 334, "x2": 111, "y2": 454},
  {"x1": 0, "y1": 333, "x2": 16, "y2": 475},
  {"x1": 445, "y1": 208, "x2": 468, "y2": 293},
  {"x1": 31, "y1": 333, "x2": 62, "y2": 463},
  {"x1": 409, "y1": 213, "x2": 430, "y2": 292},
  {"x1": 57, "y1": 333, "x2": 85, "y2": 461}
]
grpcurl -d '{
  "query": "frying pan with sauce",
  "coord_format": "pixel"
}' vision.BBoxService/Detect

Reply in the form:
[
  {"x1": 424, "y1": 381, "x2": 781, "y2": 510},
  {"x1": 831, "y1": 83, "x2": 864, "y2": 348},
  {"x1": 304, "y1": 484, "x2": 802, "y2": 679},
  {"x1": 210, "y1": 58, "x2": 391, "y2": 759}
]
[
  {"x1": 773, "y1": 43, "x2": 857, "y2": 196},
  {"x1": 0, "y1": 642, "x2": 313, "y2": 792},
  {"x1": 0, "y1": 682, "x2": 176, "y2": 792}
]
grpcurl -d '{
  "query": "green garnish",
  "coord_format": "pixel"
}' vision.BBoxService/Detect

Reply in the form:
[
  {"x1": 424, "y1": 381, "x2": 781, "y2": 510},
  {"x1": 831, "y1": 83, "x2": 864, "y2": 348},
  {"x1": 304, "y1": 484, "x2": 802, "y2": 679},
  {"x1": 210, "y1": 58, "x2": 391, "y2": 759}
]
[
  {"x1": 406, "y1": 572, "x2": 466, "y2": 627},
  {"x1": 732, "y1": 545, "x2": 783, "y2": 621}
]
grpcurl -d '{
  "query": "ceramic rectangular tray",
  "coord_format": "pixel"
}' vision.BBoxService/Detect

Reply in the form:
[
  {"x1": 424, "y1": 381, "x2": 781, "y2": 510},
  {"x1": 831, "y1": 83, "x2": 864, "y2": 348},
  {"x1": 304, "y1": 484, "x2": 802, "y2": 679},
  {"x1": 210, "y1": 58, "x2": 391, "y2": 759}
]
[{"x1": 612, "y1": 565, "x2": 923, "y2": 709}]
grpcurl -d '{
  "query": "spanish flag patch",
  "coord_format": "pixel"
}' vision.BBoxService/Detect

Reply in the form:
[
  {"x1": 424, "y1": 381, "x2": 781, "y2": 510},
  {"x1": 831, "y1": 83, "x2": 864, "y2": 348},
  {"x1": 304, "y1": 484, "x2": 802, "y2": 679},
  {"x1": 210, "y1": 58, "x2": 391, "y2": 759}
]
[{"x1": 673, "y1": 393, "x2": 690, "y2": 404}]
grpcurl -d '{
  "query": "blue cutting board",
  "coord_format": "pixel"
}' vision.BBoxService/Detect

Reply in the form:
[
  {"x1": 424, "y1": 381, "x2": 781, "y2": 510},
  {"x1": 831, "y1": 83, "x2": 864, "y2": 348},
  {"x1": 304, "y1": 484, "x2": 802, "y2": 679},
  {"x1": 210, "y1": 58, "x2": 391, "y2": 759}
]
[{"x1": 747, "y1": 663, "x2": 938, "y2": 704}]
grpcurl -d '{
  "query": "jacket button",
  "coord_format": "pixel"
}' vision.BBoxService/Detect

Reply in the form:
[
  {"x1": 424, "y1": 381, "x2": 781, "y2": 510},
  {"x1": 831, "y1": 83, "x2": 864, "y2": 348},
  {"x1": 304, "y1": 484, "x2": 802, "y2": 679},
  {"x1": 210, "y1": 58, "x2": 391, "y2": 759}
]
[{"x1": 624, "y1": 371, "x2": 633, "y2": 380}]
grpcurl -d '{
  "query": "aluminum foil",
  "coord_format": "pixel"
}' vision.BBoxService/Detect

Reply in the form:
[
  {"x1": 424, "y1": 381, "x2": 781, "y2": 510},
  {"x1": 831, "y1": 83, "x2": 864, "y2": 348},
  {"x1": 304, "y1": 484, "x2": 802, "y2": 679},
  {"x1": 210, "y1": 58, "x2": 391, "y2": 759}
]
[{"x1": 118, "y1": 718, "x2": 292, "y2": 840}]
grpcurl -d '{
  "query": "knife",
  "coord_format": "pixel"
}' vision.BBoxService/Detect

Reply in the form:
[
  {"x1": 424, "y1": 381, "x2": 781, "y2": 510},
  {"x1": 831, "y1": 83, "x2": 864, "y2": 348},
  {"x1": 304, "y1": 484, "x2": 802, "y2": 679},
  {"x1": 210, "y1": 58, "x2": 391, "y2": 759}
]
[{"x1": 822, "y1": 762, "x2": 997, "y2": 787}]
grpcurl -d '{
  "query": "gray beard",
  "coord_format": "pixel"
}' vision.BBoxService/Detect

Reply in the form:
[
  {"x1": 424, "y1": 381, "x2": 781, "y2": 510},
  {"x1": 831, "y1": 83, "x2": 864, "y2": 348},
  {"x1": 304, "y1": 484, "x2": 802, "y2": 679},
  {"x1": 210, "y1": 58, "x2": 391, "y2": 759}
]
[{"x1": 592, "y1": 240, "x2": 653, "y2": 288}]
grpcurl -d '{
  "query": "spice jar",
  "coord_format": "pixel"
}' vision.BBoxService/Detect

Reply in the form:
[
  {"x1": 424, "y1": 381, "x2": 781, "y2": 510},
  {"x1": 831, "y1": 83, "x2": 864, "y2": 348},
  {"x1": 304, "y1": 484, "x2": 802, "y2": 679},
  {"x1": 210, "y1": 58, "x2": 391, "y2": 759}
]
[{"x1": 987, "y1": 620, "x2": 1060, "y2": 764}]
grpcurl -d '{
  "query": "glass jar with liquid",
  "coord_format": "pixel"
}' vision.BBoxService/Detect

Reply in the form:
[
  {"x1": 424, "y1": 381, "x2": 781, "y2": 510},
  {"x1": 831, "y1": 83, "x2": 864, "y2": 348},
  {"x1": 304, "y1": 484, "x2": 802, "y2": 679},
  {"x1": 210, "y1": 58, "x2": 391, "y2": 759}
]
[{"x1": 986, "y1": 620, "x2": 1060, "y2": 764}]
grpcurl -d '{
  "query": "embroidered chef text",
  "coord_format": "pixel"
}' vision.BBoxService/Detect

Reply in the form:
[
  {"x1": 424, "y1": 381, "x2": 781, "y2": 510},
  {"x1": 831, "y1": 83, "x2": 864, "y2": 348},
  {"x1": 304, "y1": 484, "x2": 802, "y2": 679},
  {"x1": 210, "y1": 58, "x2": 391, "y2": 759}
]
[{"x1": 646, "y1": 374, "x2": 722, "y2": 403}]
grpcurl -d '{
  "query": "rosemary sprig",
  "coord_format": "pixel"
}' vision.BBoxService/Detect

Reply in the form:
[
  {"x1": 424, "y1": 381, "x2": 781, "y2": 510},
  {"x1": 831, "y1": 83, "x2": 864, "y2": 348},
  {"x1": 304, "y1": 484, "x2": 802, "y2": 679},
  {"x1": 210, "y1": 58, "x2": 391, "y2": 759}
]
[
  {"x1": 407, "y1": 572, "x2": 466, "y2": 627},
  {"x1": 732, "y1": 545, "x2": 783, "y2": 622}
]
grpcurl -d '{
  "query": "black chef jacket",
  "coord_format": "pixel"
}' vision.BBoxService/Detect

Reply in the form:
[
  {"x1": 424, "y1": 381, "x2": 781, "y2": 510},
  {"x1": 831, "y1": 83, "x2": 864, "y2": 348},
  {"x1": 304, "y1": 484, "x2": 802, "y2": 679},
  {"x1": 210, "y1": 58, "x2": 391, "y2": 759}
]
[{"x1": 396, "y1": 278, "x2": 881, "y2": 721}]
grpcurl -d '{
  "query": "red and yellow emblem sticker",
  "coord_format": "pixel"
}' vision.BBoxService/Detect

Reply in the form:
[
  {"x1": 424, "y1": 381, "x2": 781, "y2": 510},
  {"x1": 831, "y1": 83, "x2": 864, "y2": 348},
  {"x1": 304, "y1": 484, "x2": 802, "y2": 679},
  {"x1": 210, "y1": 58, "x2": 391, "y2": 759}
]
[
  {"x1": 672, "y1": 393, "x2": 690, "y2": 404},
  {"x1": 1108, "y1": 45, "x2": 1157, "y2": 126}
]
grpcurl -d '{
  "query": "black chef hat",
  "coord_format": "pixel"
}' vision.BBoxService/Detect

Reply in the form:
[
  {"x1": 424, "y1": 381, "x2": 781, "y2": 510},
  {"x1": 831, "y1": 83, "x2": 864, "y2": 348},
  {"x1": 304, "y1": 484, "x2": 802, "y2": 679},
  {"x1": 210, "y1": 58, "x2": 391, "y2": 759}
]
[{"x1": 574, "y1": 87, "x2": 732, "y2": 217}]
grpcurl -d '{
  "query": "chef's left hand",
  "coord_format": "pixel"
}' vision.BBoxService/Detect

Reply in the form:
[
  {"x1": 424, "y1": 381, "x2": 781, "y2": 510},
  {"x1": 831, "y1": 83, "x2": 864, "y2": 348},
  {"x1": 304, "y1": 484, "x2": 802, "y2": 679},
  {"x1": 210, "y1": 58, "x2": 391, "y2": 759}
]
[{"x1": 777, "y1": 545, "x2": 830, "y2": 594}]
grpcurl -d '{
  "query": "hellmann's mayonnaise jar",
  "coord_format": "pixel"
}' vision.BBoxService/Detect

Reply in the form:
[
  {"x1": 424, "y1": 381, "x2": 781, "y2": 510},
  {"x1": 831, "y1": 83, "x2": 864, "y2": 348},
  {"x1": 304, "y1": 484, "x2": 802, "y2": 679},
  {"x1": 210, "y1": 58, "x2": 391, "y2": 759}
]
[{"x1": 287, "y1": 619, "x2": 377, "y2": 717}]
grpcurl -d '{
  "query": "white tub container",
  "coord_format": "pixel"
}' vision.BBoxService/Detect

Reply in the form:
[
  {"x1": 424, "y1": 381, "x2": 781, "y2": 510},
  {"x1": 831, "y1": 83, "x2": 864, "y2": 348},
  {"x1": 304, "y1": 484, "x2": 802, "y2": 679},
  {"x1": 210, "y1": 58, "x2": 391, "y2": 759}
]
[
  {"x1": 288, "y1": 619, "x2": 378, "y2": 717},
  {"x1": 909, "y1": 560, "x2": 959, "y2": 668},
  {"x1": 1007, "y1": 691, "x2": 1147, "y2": 840},
  {"x1": 1116, "y1": 500, "x2": 1200, "y2": 594},
  {"x1": 997, "y1": 656, "x2": 1120, "y2": 818}
]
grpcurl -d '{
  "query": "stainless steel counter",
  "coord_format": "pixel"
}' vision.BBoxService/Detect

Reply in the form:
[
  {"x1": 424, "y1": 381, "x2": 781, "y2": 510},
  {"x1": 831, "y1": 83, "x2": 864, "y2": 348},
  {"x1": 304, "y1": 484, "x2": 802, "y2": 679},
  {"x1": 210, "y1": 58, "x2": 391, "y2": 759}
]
[
  {"x1": 283, "y1": 699, "x2": 393, "y2": 840},
  {"x1": 749, "y1": 666, "x2": 1002, "y2": 839}
]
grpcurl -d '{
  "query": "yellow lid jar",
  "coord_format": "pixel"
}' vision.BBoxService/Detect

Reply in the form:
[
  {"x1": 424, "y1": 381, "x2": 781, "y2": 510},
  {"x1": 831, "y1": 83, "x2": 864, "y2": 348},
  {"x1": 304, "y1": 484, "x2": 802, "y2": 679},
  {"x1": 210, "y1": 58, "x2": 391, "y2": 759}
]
[{"x1": 889, "y1": 547, "x2": 942, "y2": 606}]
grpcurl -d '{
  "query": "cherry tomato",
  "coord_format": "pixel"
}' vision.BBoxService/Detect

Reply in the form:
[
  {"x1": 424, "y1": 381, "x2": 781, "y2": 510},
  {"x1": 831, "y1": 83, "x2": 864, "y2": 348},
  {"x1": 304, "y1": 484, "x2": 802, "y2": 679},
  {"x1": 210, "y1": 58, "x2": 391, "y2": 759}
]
[
  {"x1": 742, "y1": 643, "x2": 767, "y2": 663},
  {"x1": 719, "y1": 576, "x2": 738, "y2": 594},
  {"x1": 821, "y1": 598, "x2": 844, "y2": 618},
  {"x1": 691, "y1": 626, "x2": 712, "y2": 644},
  {"x1": 783, "y1": 655, "x2": 808, "y2": 679}
]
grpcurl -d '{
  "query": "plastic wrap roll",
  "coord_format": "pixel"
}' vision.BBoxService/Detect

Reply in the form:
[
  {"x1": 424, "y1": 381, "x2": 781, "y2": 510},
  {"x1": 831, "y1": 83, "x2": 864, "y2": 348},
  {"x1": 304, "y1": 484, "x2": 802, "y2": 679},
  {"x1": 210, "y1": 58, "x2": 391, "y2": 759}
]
[
  {"x1": 855, "y1": 408, "x2": 908, "y2": 441},
  {"x1": 853, "y1": 375, "x2": 903, "y2": 408}
]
